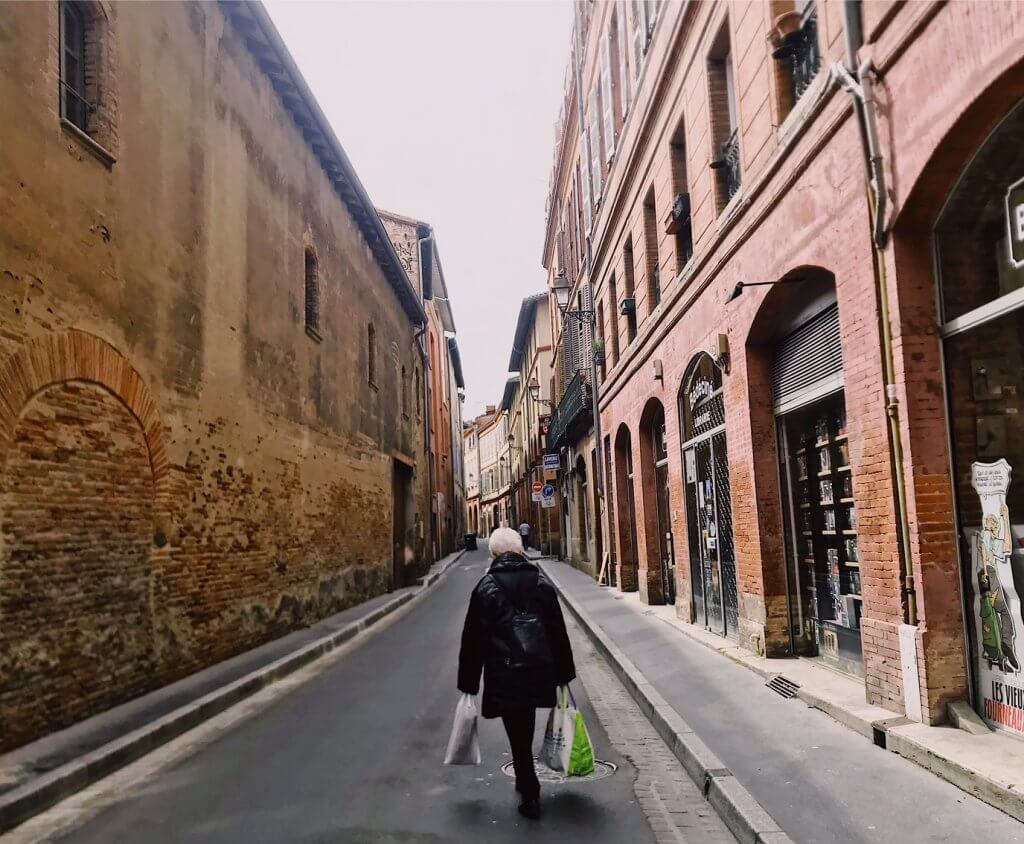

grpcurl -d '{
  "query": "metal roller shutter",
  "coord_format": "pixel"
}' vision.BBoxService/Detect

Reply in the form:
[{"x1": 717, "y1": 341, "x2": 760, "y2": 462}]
[{"x1": 772, "y1": 303, "x2": 843, "y2": 414}]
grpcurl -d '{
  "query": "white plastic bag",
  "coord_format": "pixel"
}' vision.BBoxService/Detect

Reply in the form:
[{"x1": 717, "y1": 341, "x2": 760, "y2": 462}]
[
  {"x1": 443, "y1": 692, "x2": 481, "y2": 765},
  {"x1": 538, "y1": 685, "x2": 574, "y2": 772}
]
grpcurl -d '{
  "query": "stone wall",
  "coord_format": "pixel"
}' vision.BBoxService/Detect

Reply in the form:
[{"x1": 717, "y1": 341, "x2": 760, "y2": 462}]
[{"x1": 0, "y1": 2, "x2": 423, "y2": 751}]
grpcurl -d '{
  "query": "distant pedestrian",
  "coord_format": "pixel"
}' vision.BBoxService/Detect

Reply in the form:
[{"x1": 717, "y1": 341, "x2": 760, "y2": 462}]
[
  {"x1": 457, "y1": 527, "x2": 575, "y2": 819},
  {"x1": 518, "y1": 520, "x2": 531, "y2": 550}
]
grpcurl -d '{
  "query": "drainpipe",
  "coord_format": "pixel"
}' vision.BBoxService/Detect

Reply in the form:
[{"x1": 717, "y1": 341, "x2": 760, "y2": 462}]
[{"x1": 834, "y1": 1, "x2": 917, "y2": 627}]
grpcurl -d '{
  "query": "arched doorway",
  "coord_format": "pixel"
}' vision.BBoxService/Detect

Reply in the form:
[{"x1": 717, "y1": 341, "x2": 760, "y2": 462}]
[
  {"x1": 640, "y1": 399, "x2": 674, "y2": 604},
  {"x1": 750, "y1": 270, "x2": 863, "y2": 675},
  {"x1": 680, "y1": 353, "x2": 737, "y2": 637},
  {"x1": 614, "y1": 424, "x2": 639, "y2": 591}
]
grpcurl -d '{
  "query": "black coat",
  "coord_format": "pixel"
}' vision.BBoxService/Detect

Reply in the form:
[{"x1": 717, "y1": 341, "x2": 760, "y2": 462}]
[{"x1": 457, "y1": 553, "x2": 576, "y2": 718}]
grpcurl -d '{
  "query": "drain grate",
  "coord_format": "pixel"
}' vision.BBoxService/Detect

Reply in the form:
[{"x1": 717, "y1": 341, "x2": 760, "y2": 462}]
[
  {"x1": 766, "y1": 674, "x2": 801, "y2": 699},
  {"x1": 501, "y1": 758, "x2": 617, "y2": 784}
]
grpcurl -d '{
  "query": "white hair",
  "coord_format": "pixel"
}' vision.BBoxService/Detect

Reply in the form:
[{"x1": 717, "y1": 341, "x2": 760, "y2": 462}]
[{"x1": 489, "y1": 526, "x2": 524, "y2": 558}]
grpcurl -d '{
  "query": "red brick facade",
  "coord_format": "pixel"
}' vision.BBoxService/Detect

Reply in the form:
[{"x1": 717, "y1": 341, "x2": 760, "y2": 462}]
[{"x1": 542, "y1": 0, "x2": 1024, "y2": 724}]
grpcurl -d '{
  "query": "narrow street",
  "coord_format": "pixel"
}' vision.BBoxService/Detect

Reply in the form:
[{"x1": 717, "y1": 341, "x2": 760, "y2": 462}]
[{"x1": 10, "y1": 550, "x2": 734, "y2": 844}]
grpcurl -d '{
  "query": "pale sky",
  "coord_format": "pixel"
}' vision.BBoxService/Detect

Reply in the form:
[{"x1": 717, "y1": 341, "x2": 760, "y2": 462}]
[{"x1": 265, "y1": 0, "x2": 574, "y2": 420}]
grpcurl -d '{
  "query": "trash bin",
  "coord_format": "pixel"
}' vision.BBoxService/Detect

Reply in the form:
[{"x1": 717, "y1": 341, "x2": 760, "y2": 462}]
[{"x1": 464, "y1": 533, "x2": 477, "y2": 550}]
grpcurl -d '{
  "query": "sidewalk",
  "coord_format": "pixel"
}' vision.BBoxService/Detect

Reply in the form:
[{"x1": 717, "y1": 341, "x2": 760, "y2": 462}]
[
  {"x1": 0, "y1": 550, "x2": 464, "y2": 833},
  {"x1": 541, "y1": 560, "x2": 1024, "y2": 843}
]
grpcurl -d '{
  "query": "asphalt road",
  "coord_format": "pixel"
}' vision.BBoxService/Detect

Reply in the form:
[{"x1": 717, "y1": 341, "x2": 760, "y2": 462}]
[{"x1": 48, "y1": 550, "x2": 662, "y2": 844}]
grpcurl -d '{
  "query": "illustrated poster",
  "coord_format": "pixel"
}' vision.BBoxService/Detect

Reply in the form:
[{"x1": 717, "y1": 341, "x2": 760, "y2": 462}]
[{"x1": 969, "y1": 460, "x2": 1024, "y2": 736}]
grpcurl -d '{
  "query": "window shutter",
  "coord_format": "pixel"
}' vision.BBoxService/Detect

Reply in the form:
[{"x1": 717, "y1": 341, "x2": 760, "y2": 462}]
[
  {"x1": 601, "y1": 39, "x2": 615, "y2": 157},
  {"x1": 632, "y1": 0, "x2": 644, "y2": 76},
  {"x1": 617, "y1": 0, "x2": 631, "y2": 115},
  {"x1": 772, "y1": 303, "x2": 843, "y2": 414},
  {"x1": 580, "y1": 147, "x2": 592, "y2": 233},
  {"x1": 588, "y1": 90, "x2": 603, "y2": 199}
]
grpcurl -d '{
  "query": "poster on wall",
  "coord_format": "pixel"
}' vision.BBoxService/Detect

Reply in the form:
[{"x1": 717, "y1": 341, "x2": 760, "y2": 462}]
[{"x1": 969, "y1": 460, "x2": 1024, "y2": 736}]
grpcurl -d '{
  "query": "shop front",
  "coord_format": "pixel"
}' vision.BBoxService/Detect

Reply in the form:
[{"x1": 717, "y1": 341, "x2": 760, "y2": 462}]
[
  {"x1": 772, "y1": 282, "x2": 864, "y2": 677},
  {"x1": 938, "y1": 97, "x2": 1024, "y2": 737}
]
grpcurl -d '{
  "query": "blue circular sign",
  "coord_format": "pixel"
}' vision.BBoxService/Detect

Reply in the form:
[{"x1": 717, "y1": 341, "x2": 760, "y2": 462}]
[{"x1": 542, "y1": 484, "x2": 556, "y2": 497}]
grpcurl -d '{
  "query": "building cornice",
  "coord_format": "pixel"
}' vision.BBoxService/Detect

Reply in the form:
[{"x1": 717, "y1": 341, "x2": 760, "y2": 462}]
[{"x1": 220, "y1": 2, "x2": 426, "y2": 325}]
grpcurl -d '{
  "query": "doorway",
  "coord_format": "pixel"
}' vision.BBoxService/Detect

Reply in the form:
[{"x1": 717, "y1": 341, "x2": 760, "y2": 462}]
[
  {"x1": 681, "y1": 354, "x2": 737, "y2": 637},
  {"x1": 392, "y1": 460, "x2": 413, "y2": 589}
]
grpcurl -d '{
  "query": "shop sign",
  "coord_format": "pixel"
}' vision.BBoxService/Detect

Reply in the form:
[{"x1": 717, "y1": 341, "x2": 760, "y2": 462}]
[
  {"x1": 543, "y1": 454, "x2": 560, "y2": 472},
  {"x1": 1008, "y1": 177, "x2": 1024, "y2": 269},
  {"x1": 969, "y1": 459, "x2": 1024, "y2": 737}
]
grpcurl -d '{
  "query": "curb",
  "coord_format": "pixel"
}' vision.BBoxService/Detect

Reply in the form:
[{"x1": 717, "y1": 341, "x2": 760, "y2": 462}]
[
  {"x1": 0, "y1": 550, "x2": 466, "y2": 834},
  {"x1": 541, "y1": 563, "x2": 793, "y2": 844}
]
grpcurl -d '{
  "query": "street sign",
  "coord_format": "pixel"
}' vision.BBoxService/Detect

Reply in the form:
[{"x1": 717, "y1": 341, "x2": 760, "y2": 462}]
[
  {"x1": 543, "y1": 454, "x2": 560, "y2": 472},
  {"x1": 541, "y1": 495, "x2": 556, "y2": 509},
  {"x1": 532, "y1": 491, "x2": 543, "y2": 502},
  {"x1": 542, "y1": 484, "x2": 556, "y2": 497},
  {"x1": 533, "y1": 481, "x2": 544, "y2": 493},
  {"x1": 1008, "y1": 177, "x2": 1024, "y2": 269}
]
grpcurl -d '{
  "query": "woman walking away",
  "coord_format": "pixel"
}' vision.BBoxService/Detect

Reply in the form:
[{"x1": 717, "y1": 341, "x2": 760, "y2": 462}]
[{"x1": 457, "y1": 527, "x2": 575, "y2": 819}]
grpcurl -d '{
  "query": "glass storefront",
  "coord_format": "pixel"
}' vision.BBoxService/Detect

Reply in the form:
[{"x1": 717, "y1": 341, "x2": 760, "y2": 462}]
[
  {"x1": 779, "y1": 395, "x2": 863, "y2": 675},
  {"x1": 939, "y1": 97, "x2": 1024, "y2": 737}
]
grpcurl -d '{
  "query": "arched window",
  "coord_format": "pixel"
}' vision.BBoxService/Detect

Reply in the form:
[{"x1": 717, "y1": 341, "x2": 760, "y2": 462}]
[
  {"x1": 367, "y1": 323, "x2": 377, "y2": 386},
  {"x1": 304, "y1": 247, "x2": 320, "y2": 337}
]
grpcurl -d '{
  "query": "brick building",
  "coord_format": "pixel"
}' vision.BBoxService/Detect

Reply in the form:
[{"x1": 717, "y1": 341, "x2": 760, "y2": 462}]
[
  {"x1": 380, "y1": 211, "x2": 466, "y2": 559},
  {"x1": 0, "y1": 1, "x2": 434, "y2": 752},
  {"x1": 542, "y1": 0, "x2": 1024, "y2": 734}
]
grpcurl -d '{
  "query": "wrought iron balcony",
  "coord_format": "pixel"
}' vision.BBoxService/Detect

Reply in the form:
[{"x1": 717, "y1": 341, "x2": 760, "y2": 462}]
[
  {"x1": 711, "y1": 130, "x2": 742, "y2": 202},
  {"x1": 772, "y1": 7, "x2": 821, "y2": 103},
  {"x1": 546, "y1": 371, "x2": 592, "y2": 453}
]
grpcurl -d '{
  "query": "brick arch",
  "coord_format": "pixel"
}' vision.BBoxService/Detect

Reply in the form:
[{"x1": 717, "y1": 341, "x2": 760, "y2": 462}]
[{"x1": 0, "y1": 331, "x2": 169, "y2": 500}]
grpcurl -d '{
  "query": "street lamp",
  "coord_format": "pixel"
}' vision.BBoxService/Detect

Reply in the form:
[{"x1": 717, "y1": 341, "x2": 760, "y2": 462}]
[
  {"x1": 726, "y1": 276, "x2": 806, "y2": 303},
  {"x1": 528, "y1": 378, "x2": 555, "y2": 409}
]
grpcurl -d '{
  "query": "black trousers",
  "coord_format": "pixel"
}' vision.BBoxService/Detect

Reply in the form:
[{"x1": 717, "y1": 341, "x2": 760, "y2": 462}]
[{"x1": 501, "y1": 709, "x2": 539, "y2": 800}]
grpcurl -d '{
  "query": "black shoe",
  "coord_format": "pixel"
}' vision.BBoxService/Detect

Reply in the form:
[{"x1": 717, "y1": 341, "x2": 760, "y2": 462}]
[{"x1": 518, "y1": 798, "x2": 541, "y2": 820}]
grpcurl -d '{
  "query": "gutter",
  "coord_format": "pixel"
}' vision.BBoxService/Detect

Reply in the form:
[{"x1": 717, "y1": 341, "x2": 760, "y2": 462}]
[{"x1": 835, "y1": 0, "x2": 917, "y2": 628}]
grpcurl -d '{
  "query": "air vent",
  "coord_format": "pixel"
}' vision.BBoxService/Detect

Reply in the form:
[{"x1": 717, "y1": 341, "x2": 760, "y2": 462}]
[{"x1": 766, "y1": 674, "x2": 801, "y2": 699}]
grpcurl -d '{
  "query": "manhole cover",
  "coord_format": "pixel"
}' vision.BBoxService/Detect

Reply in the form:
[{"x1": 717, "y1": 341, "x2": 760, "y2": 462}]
[{"x1": 500, "y1": 758, "x2": 617, "y2": 784}]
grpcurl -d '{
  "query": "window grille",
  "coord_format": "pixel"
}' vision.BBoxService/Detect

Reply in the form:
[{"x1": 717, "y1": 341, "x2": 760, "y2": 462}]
[{"x1": 304, "y1": 248, "x2": 319, "y2": 334}]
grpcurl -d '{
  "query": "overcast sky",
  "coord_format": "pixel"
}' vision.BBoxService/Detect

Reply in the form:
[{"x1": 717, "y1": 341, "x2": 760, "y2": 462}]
[{"x1": 265, "y1": 0, "x2": 573, "y2": 420}]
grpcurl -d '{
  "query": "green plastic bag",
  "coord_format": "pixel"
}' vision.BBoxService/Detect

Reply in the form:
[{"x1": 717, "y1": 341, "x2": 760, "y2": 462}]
[{"x1": 566, "y1": 689, "x2": 595, "y2": 777}]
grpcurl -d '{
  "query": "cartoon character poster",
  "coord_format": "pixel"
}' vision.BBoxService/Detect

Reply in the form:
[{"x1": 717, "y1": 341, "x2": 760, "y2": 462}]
[{"x1": 969, "y1": 460, "x2": 1024, "y2": 736}]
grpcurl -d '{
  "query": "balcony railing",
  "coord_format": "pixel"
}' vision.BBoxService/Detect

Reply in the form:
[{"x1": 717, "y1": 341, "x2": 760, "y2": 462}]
[
  {"x1": 772, "y1": 6, "x2": 822, "y2": 103},
  {"x1": 711, "y1": 129, "x2": 742, "y2": 203},
  {"x1": 546, "y1": 371, "x2": 592, "y2": 453}
]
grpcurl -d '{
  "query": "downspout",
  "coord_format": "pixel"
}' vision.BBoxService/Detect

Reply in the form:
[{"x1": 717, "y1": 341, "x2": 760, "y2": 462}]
[{"x1": 834, "y1": 1, "x2": 917, "y2": 625}]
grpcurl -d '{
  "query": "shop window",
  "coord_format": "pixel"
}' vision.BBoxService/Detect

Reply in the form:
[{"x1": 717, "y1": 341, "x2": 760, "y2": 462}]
[
  {"x1": 770, "y1": 1, "x2": 822, "y2": 121},
  {"x1": 937, "y1": 97, "x2": 1024, "y2": 738},
  {"x1": 708, "y1": 22, "x2": 741, "y2": 212}
]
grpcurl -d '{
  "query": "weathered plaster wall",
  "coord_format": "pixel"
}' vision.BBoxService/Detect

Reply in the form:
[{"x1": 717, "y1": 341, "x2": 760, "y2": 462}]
[{"x1": 0, "y1": 1, "x2": 421, "y2": 750}]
